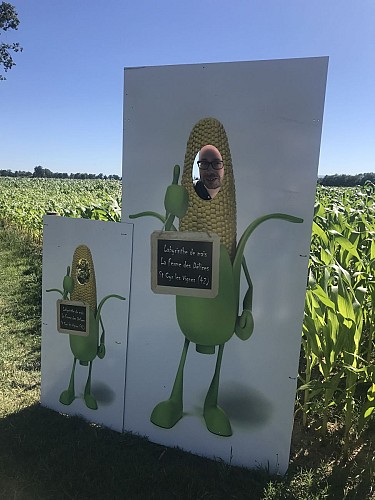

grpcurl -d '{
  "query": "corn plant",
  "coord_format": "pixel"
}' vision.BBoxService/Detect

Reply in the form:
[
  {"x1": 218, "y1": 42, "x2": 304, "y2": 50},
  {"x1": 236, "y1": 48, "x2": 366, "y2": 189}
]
[{"x1": 300, "y1": 184, "x2": 375, "y2": 443}]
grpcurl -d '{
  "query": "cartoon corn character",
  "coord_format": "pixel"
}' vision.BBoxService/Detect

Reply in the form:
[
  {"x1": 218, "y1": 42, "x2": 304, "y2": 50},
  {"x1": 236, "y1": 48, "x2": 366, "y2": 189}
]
[
  {"x1": 47, "y1": 244, "x2": 125, "y2": 410},
  {"x1": 131, "y1": 117, "x2": 303, "y2": 436}
]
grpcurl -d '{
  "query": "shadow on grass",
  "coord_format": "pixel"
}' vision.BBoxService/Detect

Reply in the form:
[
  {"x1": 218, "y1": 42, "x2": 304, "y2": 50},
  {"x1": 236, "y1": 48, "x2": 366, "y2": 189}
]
[
  {"x1": 2, "y1": 406, "x2": 373, "y2": 500},
  {"x1": 1, "y1": 231, "x2": 374, "y2": 499},
  {"x1": 0, "y1": 405, "x2": 271, "y2": 500}
]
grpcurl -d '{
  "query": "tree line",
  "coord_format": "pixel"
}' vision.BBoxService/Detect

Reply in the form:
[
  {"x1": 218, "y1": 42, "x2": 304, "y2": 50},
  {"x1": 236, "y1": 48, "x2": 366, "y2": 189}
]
[
  {"x1": 2, "y1": 167, "x2": 374, "y2": 186},
  {"x1": 318, "y1": 173, "x2": 375, "y2": 187},
  {"x1": 0, "y1": 166, "x2": 121, "y2": 180}
]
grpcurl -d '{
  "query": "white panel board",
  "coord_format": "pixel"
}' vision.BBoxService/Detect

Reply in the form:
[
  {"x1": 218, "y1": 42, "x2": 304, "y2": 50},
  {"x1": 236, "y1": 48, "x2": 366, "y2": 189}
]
[
  {"x1": 41, "y1": 216, "x2": 132, "y2": 432},
  {"x1": 122, "y1": 58, "x2": 328, "y2": 473}
]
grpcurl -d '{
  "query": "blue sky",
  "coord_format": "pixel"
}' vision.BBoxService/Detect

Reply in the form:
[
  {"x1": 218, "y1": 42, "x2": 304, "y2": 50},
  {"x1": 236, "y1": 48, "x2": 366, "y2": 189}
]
[{"x1": 1, "y1": 0, "x2": 374, "y2": 176}]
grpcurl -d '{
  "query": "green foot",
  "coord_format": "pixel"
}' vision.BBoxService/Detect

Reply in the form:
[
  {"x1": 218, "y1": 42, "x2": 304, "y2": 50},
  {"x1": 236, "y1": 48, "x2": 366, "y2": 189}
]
[
  {"x1": 59, "y1": 390, "x2": 75, "y2": 406},
  {"x1": 84, "y1": 393, "x2": 98, "y2": 410},
  {"x1": 151, "y1": 399, "x2": 183, "y2": 429},
  {"x1": 204, "y1": 406, "x2": 232, "y2": 437}
]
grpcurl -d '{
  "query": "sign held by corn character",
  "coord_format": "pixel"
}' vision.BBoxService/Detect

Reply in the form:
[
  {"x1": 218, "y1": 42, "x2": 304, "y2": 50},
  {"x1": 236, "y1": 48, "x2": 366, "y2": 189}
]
[{"x1": 151, "y1": 230, "x2": 220, "y2": 297}]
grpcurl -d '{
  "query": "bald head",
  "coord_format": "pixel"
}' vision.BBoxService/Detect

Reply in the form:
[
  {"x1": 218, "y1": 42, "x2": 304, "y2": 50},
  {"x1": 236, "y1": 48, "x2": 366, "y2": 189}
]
[{"x1": 199, "y1": 144, "x2": 222, "y2": 161}]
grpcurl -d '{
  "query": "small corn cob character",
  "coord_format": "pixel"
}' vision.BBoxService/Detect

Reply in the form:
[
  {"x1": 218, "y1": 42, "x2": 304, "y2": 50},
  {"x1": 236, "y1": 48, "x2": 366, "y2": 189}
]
[
  {"x1": 47, "y1": 244, "x2": 125, "y2": 410},
  {"x1": 130, "y1": 117, "x2": 303, "y2": 436}
]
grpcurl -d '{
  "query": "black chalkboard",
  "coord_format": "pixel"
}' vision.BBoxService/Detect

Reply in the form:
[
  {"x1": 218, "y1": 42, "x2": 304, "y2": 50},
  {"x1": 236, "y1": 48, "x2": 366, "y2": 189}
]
[
  {"x1": 57, "y1": 300, "x2": 89, "y2": 336},
  {"x1": 151, "y1": 231, "x2": 219, "y2": 298}
]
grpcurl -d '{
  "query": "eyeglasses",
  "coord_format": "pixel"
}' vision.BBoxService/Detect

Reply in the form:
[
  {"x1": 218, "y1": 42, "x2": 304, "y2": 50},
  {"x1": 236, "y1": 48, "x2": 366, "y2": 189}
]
[{"x1": 197, "y1": 160, "x2": 224, "y2": 170}]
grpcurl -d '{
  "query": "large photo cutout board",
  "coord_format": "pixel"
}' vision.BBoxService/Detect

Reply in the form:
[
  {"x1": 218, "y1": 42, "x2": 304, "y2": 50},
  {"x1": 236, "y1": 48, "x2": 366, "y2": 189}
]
[
  {"x1": 122, "y1": 58, "x2": 328, "y2": 473},
  {"x1": 41, "y1": 216, "x2": 133, "y2": 432}
]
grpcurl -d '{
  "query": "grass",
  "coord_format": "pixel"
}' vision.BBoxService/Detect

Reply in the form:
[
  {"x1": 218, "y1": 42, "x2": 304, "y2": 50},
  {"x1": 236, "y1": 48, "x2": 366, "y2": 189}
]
[
  {"x1": 0, "y1": 229, "x2": 41, "y2": 417},
  {"x1": 0, "y1": 227, "x2": 374, "y2": 499}
]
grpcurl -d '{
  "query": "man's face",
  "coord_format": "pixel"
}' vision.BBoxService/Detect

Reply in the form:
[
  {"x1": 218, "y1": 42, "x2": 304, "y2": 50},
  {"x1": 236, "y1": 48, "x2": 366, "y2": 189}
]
[{"x1": 199, "y1": 145, "x2": 224, "y2": 191}]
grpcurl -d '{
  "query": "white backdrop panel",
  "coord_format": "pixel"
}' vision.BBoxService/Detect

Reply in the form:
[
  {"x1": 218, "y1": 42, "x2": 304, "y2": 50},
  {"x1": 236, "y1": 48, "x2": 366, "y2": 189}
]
[
  {"x1": 122, "y1": 58, "x2": 328, "y2": 473},
  {"x1": 41, "y1": 216, "x2": 132, "y2": 432}
]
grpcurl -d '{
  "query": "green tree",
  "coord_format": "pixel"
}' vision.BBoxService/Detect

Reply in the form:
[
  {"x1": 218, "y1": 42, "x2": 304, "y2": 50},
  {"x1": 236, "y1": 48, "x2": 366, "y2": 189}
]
[
  {"x1": 0, "y1": 2, "x2": 22, "y2": 80},
  {"x1": 33, "y1": 165, "x2": 46, "y2": 178}
]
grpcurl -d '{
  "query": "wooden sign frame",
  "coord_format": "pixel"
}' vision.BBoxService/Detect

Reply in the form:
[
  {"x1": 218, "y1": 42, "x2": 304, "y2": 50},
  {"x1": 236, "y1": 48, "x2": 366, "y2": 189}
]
[
  {"x1": 151, "y1": 231, "x2": 220, "y2": 298},
  {"x1": 57, "y1": 299, "x2": 90, "y2": 336}
]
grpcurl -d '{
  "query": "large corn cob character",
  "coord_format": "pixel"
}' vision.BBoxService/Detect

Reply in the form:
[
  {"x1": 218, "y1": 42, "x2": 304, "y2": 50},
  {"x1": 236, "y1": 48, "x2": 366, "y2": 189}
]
[
  {"x1": 180, "y1": 118, "x2": 237, "y2": 259},
  {"x1": 131, "y1": 117, "x2": 303, "y2": 436},
  {"x1": 47, "y1": 244, "x2": 125, "y2": 410}
]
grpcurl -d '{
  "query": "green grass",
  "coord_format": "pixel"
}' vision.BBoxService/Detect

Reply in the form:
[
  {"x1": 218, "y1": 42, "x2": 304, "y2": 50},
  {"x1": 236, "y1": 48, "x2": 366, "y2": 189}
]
[
  {"x1": 0, "y1": 229, "x2": 41, "y2": 417},
  {"x1": 0, "y1": 227, "x2": 374, "y2": 499}
]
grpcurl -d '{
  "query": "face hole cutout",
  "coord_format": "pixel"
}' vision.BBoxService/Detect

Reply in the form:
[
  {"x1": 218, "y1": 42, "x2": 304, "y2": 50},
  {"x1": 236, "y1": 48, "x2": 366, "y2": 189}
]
[
  {"x1": 192, "y1": 151, "x2": 200, "y2": 181},
  {"x1": 76, "y1": 258, "x2": 91, "y2": 285},
  {"x1": 192, "y1": 144, "x2": 224, "y2": 200}
]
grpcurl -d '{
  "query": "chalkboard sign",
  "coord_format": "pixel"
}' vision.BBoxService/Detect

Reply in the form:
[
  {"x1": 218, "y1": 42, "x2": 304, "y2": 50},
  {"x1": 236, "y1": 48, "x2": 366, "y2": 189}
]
[
  {"x1": 151, "y1": 231, "x2": 220, "y2": 298},
  {"x1": 57, "y1": 300, "x2": 89, "y2": 336}
]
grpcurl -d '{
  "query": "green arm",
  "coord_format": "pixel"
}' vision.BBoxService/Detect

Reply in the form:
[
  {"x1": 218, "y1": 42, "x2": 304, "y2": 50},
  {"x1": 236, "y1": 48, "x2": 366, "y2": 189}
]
[
  {"x1": 97, "y1": 316, "x2": 106, "y2": 359},
  {"x1": 235, "y1": 257, "x2": 254, "y2": 341},
  {"x1": 241, "y1": 256, "x2": 253, "y2": 310},
  {"x1": 95, "y1": 294, "x2": 125, "y2": 357},
  {"x1": 46, "y1": 288, "x2": 64, "y2": 296},
  {"x1": 164, "y1": 214, "x2": 177, "y2": 232},
  {"x1": 233, "y1": 213, "x2": 303, "y2": 296},
  {"x1": 129, "y1": 165, "x2": 187, "y2": 232},
  {"x1": 47, "y1": 266, "x2": 73, "y2": 299},
  {"x1": 233, "y1": 213, "x2": 303, "y2": 341},
  {"x1": 129, "y1": 211, "x2": 166, "y2": 224},
  {"x1": 96, "y1": 294, "x2": 126, "y2": 322},
  {"x1": 164, "y1": 164, "x2": 180, "y2": 231},
  {"x1": 164, "y1": 165, "x2": 188, "y2": 231},
  {"x1": 129, "y1": 211, "x2": 178, "y2": 231}
]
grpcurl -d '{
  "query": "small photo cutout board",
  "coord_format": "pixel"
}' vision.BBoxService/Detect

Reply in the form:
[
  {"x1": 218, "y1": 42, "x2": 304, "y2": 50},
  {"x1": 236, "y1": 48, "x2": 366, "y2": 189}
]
[{"x1": 41, "y1": 216, "x2": 132, "y2": 432}]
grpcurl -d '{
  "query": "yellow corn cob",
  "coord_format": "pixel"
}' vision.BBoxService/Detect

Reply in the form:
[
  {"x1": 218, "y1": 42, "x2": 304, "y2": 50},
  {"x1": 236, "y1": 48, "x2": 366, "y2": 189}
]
[
  {"x1": 179, "y1": 117, "x2": 237, "y2": 260},
  {"x1": 70, "y1": 244, "x2": 97, "y2": 311}
]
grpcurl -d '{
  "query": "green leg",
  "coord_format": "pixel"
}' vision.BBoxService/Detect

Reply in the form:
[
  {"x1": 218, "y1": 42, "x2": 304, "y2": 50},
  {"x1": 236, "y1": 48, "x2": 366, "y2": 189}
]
[
  {"x1": 59, "y1": 357, "x2": 77, "y2": 405},
  {"x1": 151, "y1": 338, "x2": 190, "y2": 429},
  {"x1": 203, "y1": 344, "x2": 232, "y2": 437},
  {"x1": 84, "y1": 361, "x2": 98, "y2": 410}
]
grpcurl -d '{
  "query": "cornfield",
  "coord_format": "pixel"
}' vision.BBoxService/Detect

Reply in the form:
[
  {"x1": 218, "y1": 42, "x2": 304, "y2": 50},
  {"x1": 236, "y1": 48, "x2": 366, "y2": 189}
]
[
  {"x1": 0, "y1": 177, "x2": 374, "y2": 443},
  {"x1": 301, "y1": 183, "x2": 375, "y2": 445},
  {"x1": 0, "y1": 178, "x2": 121, "y2": 243}
]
